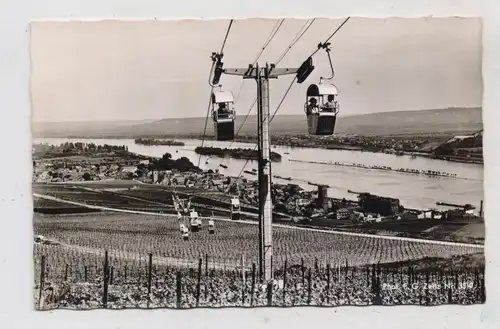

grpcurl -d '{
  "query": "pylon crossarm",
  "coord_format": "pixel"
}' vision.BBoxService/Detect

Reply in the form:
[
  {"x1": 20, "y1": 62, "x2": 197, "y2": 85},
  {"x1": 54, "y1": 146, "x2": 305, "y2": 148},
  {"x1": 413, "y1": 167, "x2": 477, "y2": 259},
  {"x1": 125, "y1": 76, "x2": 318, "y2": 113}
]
[
  {"x1": 224, "y1": 68, "x2": 259, "y2": 77},
  {"x1": 267, "y1": 68, "x2": 299, "y2": 77},
  {"x1": 224, "y1": 67, "x2": 299, "y2": 78}
]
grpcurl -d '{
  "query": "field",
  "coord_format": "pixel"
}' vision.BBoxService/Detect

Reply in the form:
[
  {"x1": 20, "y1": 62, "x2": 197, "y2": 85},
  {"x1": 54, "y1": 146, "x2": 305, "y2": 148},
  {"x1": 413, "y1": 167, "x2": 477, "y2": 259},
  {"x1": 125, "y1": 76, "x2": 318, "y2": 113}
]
[
  {"x1": 34, "y1": 184, "x2": 177, "y2": 213},
  {"x1": 34, "y1": 183, "x2": 267, "y2": 219},
  {"x1": 341, "y1": 218, "x2": 485, "y2": 244},
  {"x1": 34, "y1": 195, "x2": 101, "y2": 214},
  {"x1": 450, "y1": 223, "x2": 486, "y2": 241},
  {"x1": 34, "y1": 212, "x2": 482, "y2": 272},
  {"x1": 33, "y1": 212, "x2": 485, "y2": 309},
  {"x1": 63, "y1": 179, "x2": 146, "y2": 188}
]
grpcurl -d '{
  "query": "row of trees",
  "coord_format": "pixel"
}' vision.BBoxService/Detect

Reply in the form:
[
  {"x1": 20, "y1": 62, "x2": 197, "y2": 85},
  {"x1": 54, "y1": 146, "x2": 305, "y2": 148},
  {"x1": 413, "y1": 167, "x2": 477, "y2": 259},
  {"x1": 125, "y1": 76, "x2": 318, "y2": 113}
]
[
  {"x1": 195, "y1": 147, "x2": 282, "y2": 162},
  {"x1": 58, "y1": 142, "x2": 128, "y2": 153},
  {"x1": 134, "y1": 138, "x2": 185, "y2": 146},
  {"x1": 34, "y1": 142, "x2": 129, "y2": 158},
  {"x1": 148, "y1": 153, "x2": 202, "y2": 172}
]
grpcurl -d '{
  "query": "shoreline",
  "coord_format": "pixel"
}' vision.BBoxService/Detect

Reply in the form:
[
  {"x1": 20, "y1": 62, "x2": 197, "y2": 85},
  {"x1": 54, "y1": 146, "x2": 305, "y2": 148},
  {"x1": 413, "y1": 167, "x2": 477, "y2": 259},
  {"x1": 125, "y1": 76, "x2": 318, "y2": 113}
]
[
  {"x1": 134, "y1": 138, "x2": 185, "y2": 146},
  {"x1": 288, "y1": 159, "x2": 464, "y2": 179}
]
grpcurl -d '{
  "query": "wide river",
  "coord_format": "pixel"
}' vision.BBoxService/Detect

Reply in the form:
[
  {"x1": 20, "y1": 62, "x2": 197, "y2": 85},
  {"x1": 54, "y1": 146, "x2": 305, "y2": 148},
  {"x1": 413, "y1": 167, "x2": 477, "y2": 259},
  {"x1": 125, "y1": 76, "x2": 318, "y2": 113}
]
[{"x1": 34, "y1": 138, "x2": 484, "y2": 212}]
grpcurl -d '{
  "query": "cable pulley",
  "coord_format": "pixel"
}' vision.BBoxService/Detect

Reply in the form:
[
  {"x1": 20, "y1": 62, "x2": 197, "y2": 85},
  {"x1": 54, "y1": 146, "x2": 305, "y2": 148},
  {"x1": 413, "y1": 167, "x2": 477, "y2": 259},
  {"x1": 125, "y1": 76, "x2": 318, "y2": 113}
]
[
  {"x1": 210, "y1": 52, "x2": 225, "y2": 86},
  {"x1": 296, "y1": 57, "x2": 315, "y2": 84},
  {"x1": 318, "y1": 42, "x2": 331, "y2": 50}
]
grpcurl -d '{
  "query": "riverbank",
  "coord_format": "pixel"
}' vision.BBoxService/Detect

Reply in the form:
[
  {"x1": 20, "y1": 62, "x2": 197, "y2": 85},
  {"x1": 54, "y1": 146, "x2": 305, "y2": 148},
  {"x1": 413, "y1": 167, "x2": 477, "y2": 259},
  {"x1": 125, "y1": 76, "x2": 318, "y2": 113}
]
[
  {"x1": 431, "y1": 154, "x2": 483, "y2": 165},
  {"x1": 134, "y1": 138, "x2": 185, "y2": 146}
]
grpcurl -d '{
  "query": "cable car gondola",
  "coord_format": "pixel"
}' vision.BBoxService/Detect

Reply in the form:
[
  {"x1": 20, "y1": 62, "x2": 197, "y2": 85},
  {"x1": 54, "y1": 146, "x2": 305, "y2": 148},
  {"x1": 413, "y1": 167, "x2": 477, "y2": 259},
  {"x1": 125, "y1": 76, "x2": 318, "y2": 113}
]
[
  {"x1": 173, "y1": 195, "x2": 179, "y2": 211},
  {"x1": 302, "y1": 42, "x2": 340, "y2": 136},
  {"x1": 211, "y1": 90, "x2": 236, "y2": 141},
  {"x1": 230, "y1": 196, "x2": 241, "y2": 220},
  {"x1": 182, "y1": 228, "x2": 189, "y2": 241},
  {"x1": 190, "y1": 209, "x2": 202, "y2": 232},
  {"x1": 304, "y1": 83, "x2": 339, "y2": 135},
  {"x1": 208, "y1": 219, "x2": 215, "y2": 234}
]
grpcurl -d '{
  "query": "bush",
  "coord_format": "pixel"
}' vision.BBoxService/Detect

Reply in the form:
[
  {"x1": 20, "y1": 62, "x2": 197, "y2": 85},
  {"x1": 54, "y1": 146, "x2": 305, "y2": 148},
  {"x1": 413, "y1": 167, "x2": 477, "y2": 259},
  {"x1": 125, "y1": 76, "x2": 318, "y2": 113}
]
[{"x1": 150, "y1": 153, "x2": 201, "y2": 172}]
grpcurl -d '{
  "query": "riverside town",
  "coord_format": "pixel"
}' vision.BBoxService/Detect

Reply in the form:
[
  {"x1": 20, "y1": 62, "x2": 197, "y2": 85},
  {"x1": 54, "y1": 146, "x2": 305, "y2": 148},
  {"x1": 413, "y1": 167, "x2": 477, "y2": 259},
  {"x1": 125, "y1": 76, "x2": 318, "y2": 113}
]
[{"x1": 31, "y1": 17, "x2": 484, "y2": 309}]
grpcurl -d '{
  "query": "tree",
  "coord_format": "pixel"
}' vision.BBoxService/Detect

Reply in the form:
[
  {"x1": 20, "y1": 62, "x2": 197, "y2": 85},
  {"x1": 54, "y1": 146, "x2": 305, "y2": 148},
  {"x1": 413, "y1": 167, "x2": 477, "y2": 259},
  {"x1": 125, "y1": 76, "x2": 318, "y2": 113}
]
[
  {"x1": 82, "y1": 172, "x2": 91, "y2": 181},
  {"x1": 151, "y1": 152, "x2": 201, "y2": 172},
  {"x1": 228, "y1": 183, "x2": 238, "y2": 194},
  {"x1": 434, "y1": 143, "x2": 454, "y2": 157}
]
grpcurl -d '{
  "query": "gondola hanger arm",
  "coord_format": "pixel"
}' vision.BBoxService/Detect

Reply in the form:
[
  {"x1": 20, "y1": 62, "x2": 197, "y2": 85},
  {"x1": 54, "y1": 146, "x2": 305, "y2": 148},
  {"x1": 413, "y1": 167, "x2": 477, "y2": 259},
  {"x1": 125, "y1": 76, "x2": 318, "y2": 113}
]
[{"x1": 318, "y1": 42, "x2": 335, "y2": 83}]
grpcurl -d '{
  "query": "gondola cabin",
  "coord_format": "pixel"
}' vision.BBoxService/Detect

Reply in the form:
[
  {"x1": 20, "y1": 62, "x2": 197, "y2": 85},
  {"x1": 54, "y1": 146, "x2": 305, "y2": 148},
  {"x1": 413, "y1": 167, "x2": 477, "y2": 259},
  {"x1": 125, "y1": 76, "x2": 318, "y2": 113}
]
[
  {"x1": 208, "y1": 219, "x2": 215, "y2": 234},
  {"x1": 182, "y1": 229, "x2": 189, "y2": 241},
  {"x1": 304, "y1": 83, "x2": 339, "y2": 135},
  {"x1": 173, "y1": 196, "x2": 179, "y2": 211},
  {"x1": 190, "y1": 209, "x2": 202, "y2": 232},
  {"x1": 230, "y1": 196, "x2": 241, "y2": 220},
  {"x1": 212, "y1": 90, "x2": 235, "y2": 141}
]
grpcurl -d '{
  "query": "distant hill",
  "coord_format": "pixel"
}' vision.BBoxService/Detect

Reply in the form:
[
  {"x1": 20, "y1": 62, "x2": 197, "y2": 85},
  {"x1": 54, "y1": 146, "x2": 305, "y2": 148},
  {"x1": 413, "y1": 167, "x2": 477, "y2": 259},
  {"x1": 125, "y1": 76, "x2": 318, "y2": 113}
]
[
  {"x1": 32, "y1": 107, "x2": 482, "y2": 138},
  {"x1": 32, "y1": 119, "x2": 156, "y2": 138}
]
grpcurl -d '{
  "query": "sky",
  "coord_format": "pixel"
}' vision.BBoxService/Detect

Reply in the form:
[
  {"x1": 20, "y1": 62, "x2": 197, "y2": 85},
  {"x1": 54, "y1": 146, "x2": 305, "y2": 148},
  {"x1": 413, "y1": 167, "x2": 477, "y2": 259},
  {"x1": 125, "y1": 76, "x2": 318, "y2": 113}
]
[{"x1": 30, "y1": 17, "x2": 482, "y2": 123}]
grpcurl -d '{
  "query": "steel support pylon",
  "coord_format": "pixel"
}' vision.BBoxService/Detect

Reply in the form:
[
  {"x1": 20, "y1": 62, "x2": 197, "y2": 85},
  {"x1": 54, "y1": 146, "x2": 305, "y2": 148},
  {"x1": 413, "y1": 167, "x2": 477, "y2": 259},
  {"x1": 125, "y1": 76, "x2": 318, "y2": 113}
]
[
  {"x1": 257, "y1": 64, "x2": 273, "y2": 282},
  {"x1": 223, "y1": 63, "x2": 299, "y2": 283}
]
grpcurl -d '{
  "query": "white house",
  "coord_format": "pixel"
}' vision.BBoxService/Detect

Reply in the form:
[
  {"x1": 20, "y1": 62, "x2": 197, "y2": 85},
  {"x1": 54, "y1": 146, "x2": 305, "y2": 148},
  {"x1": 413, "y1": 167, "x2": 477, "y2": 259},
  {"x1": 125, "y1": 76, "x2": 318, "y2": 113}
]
[
  {"x1": 122, "y1": 166, "x2": 137, "y2": 173},
  {"x1": 364, "y1": 213, "x2": 382, "y2": 223},
  {"x1": 418, "y1": 210, "x2": 433, "y2": 219}
]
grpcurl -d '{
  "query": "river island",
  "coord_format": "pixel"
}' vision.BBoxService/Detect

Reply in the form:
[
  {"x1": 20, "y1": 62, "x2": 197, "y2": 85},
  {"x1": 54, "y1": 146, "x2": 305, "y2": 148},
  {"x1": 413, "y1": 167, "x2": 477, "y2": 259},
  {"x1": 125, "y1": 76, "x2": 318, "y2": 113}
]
[{"x1": 195, "y1": 146, "x2": 282, "y2": 162}]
